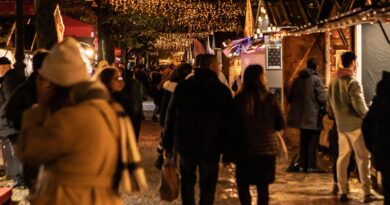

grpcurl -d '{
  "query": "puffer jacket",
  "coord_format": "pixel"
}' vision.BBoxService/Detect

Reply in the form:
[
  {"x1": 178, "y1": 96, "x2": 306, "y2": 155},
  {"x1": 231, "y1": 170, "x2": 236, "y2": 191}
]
[
  {"x1": 232, "y1": 93, "x2": 284, "y2": 159},
  {"x1": 163, "y1": 69, "x2": 233, "y2": 157},
  {"x1": 287, "y1": 68, "x2": 326, "y2": 130},
  {"x1": 17, "y1": 81, "x2": 123, "y2": 205}
]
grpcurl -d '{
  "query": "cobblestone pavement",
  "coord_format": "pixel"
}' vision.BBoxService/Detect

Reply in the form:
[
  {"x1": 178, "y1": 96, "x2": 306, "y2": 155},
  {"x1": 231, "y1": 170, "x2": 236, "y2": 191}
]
[{"x1": 123, "y1": 108, "x2": 384, "y2": 205}]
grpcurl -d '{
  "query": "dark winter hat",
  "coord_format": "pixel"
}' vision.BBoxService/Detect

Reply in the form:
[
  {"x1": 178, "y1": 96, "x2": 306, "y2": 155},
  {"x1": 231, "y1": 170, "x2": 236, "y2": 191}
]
[
  {"x1": 0, "y1": 57, "x2": 11, "y2": 65},
  {"x1": 376, "y1": 71, "x2": 390, "y2": 97}
]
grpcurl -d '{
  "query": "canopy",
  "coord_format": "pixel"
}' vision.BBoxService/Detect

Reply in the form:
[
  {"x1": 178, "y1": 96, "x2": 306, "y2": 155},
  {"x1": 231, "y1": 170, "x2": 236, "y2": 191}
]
[
  {"x1": 62, "y1": 15, "x2": 95, "y2": 38},
  {"x1": 0, "y1": 1, "x2": 34, "y2": 16}
]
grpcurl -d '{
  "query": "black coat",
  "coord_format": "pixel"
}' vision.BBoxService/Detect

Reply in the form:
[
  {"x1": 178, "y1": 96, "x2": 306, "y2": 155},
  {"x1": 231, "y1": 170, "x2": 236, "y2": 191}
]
[
  {"x1": 362, "y1": 71, "x2": 390, "y2": 172},
  {"x1": 163, "y1": 69, "x2": 233, "y2": 157},
  {"x1": 287, "y1": 69, "x2": 326, "y2": 130},
  {"x1": 159, "y1": 81, "x2": 177, "y2": 127},
  {"x1": 5, "y1": 72, "x2": 38, "y2": 131}
]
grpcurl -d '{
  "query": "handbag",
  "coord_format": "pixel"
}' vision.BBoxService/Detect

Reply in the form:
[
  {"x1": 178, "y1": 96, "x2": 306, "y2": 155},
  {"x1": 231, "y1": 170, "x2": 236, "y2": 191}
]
[
  {"x1": 275, "y1": 132, "x2": 288, "y2": 163},
  {"x1": 159, "y1": 152, "x2": 180, "y2": 201}
]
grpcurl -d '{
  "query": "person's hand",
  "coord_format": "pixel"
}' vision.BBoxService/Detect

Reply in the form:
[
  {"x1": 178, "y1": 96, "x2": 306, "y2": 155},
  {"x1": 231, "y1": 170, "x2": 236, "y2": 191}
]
[{"x1": 36, "y1": 75, "x2": 54, "y2": 106}]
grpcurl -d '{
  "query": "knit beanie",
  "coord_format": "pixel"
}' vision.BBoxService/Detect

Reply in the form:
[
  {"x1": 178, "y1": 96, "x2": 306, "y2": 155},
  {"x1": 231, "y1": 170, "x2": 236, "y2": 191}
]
[{"x1": 40, "y1": 37, "x2": 90, "y2": 87}]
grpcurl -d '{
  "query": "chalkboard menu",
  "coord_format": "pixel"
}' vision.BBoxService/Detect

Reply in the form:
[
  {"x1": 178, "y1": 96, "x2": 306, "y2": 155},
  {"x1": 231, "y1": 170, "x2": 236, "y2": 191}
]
[{"x1": 267, "y1": 46, "x2": 282, "y2": 70}]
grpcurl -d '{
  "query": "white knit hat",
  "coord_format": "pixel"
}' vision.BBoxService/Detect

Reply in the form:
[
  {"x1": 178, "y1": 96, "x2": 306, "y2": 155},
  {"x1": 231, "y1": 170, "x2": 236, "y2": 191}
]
[{"x1": 40, "y1": 37, "x2": 90, "y2": 87}]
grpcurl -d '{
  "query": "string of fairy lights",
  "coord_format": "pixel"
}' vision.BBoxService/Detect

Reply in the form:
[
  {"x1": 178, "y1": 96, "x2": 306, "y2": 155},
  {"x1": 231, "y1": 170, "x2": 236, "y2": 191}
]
[
  {"x1": 106, "y1": 0, "x2": 244, "y2": 51},
  {"x1": 109, "y1": 0, "x2": 243, "y2": 32},
  {"x1": 154, "y1": 32, "x2": 210, "y2": 51}
]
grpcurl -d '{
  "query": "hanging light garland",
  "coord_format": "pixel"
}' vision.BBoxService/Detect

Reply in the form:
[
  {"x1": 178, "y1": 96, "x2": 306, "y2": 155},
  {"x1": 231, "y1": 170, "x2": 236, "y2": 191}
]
[
  {"x1": 271, "y1": 5, "x2": 390, "y2": 39},
  {"x1": 107, "y1": 0, "x2": 243, "y2": 33},
  {"x1": 154, "y1": 32, "x2": 210, "y2": 51}
]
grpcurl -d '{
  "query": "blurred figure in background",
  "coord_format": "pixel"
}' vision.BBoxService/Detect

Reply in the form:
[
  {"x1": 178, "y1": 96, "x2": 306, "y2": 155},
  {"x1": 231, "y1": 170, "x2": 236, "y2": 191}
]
[
  {"x1": 99, "y1": 67, "x2": 142, "y2": 141},
  {"x1": 363, "y1": 71, "x2": 390, "y2": 205},
  {"x1": 149, "y1": 70, "x2": 163, "y2": 121},
  {"x1": 0, "y1": 56, "x2": 12, "y2": 79},
  {"x1": 5, "y1": 49, "x2": 49, "y2": 189},
  {"x1": 122, "y1": 68, "x2": 143, "y2": 141},
  {"x1": 0, "y1": 68, "x2": 26, "y2": 184},
  {"x1": 155, "y1": 63, "x2": 192, "y2": 169}
]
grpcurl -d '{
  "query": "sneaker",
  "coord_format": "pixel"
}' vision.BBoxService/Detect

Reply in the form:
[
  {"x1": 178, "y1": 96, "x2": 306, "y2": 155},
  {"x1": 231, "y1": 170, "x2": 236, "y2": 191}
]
[
  {"x1": 307, "y1": 168, "x2": 327, "y2": 173},
  {"x1": 363, "y1": 194, "x2": 376, "y2": 203},
  {"x1": 339, "y1": 194, "x2": 349, "y2": 203}
]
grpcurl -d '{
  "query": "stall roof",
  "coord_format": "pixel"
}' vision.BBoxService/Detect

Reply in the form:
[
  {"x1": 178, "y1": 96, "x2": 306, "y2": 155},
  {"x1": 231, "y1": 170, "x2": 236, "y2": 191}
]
[
  {"x1": 62, "y1": 15, "x2": 96, "y2": 38},
  {"x1": 0, "y1": 0, "x2": 34, "y2": 16}
]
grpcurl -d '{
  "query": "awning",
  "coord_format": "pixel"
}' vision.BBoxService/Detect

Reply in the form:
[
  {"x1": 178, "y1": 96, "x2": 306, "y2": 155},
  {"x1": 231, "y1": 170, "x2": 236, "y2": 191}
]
[
  {"x1": 0, "y1": 1, "x2": 34, "y2": 16},
  {"x1": 62, "y1": 15, "x2": 96, "y2": 38}
]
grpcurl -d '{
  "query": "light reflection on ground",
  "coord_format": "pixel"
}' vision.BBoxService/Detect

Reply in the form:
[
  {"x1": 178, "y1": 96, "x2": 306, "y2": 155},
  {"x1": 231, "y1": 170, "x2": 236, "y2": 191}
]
[{"x1": 123, "y1": 108, "x2": 384, "y2": 205}]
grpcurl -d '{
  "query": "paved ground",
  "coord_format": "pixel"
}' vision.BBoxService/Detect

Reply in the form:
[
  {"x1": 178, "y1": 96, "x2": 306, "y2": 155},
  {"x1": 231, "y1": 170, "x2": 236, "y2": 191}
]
[{"x1": 123, "y1": 103, "x2": 384, "y2": 205}]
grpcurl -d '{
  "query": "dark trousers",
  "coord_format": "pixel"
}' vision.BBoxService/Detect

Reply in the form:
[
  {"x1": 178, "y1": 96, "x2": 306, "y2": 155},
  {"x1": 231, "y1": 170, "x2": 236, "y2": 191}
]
[
  {"x1": 180, "y1": 155, "x2": 219, "y2": 205},
  {"x1": 237, "y1": 183, "x2": 269, "y2": 205},
  {"x1": 299, "y1": 129, "x2": 321, "y2": 170},
  {"x1": 383, "y1": 171, "x2": 390, "y2": 205}
]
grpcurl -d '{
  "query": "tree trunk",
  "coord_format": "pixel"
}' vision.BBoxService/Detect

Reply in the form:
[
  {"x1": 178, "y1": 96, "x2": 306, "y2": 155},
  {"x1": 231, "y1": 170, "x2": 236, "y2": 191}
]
[{"x1": 35, "y1": 0, "x2": 58, "y2": 49}]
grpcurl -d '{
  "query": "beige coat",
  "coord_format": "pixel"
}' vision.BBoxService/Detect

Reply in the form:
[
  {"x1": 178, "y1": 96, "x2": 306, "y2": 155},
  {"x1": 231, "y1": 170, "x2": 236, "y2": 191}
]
[{"x1": 17, "y1": 84, "x2": 123, "y2": 205}]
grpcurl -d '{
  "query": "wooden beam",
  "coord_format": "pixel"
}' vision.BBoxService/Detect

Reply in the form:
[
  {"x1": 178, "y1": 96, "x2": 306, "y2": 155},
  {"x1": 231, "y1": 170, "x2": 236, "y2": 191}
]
[
  {"x1": 316, "y1": 0, "x2": 325, "y2": 20},
  {"x1": 287, "y1": 34, "x2": 321, "y2": 87},
  {"x1": 264, "y1": 1, "x2": 277, "y2": 26},
  {"x1": 278, "y1": 0, "x2": 292, "y2": 25},
  {"x1": 296, "y1": 0, "x2": 310, "y2": 23}
]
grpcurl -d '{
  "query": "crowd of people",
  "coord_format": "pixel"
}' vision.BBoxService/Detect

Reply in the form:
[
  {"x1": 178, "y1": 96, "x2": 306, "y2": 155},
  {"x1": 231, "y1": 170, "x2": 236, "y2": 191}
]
[{"x1": 0, "y1": 37, "x2": 387, "y2": 205}]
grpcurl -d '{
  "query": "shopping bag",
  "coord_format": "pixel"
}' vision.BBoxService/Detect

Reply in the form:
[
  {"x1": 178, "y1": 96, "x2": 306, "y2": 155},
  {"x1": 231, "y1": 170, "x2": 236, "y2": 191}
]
[
  {"x1": 159, "y1": 156, "x2": 179, "y2": 201},
  {"x1": 275, "y1": 132, "x2": 288, "y2": 163}
]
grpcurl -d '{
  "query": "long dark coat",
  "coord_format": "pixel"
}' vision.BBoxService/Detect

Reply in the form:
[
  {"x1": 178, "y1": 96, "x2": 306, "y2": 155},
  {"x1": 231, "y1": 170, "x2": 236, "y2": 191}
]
[{"x1": 163, "y1": 69, "x2": 233, "y2": 157}]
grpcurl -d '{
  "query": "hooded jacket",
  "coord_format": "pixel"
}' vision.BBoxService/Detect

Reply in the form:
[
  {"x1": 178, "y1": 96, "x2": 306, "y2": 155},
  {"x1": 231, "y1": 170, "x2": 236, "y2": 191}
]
[
  {"x1": 17, "y1": 81, "x2": 123, "y2": 205},
  {"x1": 287, "y1": 68, "x2": 326, "y2": 130},
  {"x1": 327, "y1": 69, "x2": 368, "y2": 132},
  {"x1": 362, "y1": 71, "x2": 390, "y2": 171}
]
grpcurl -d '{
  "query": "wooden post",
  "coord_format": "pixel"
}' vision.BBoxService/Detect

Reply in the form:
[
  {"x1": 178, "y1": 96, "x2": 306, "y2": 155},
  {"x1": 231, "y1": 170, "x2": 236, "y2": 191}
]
[
  {"x1": 325, "y1": 32, "x2": 331, "y2": 86},
  {"x1": 14, "y1": 0, "x2": 26, "y2": 73}
]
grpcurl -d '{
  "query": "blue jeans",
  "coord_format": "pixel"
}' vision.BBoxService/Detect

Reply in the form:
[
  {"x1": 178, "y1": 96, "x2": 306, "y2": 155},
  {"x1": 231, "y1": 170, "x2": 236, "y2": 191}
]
[{"x1": 180, "y1": 155, "x2": 219, "y2": 205}]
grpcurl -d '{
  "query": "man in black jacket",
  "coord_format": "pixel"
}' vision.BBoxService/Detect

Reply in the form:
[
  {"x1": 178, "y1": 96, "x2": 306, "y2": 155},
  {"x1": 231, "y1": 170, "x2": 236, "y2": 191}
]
[
  {"x1": 362, "y1": 71, "x2": 390, "y2": 205},
  {"x1": 163, "y1": 54, "x2": 233, "y2": 205}
]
